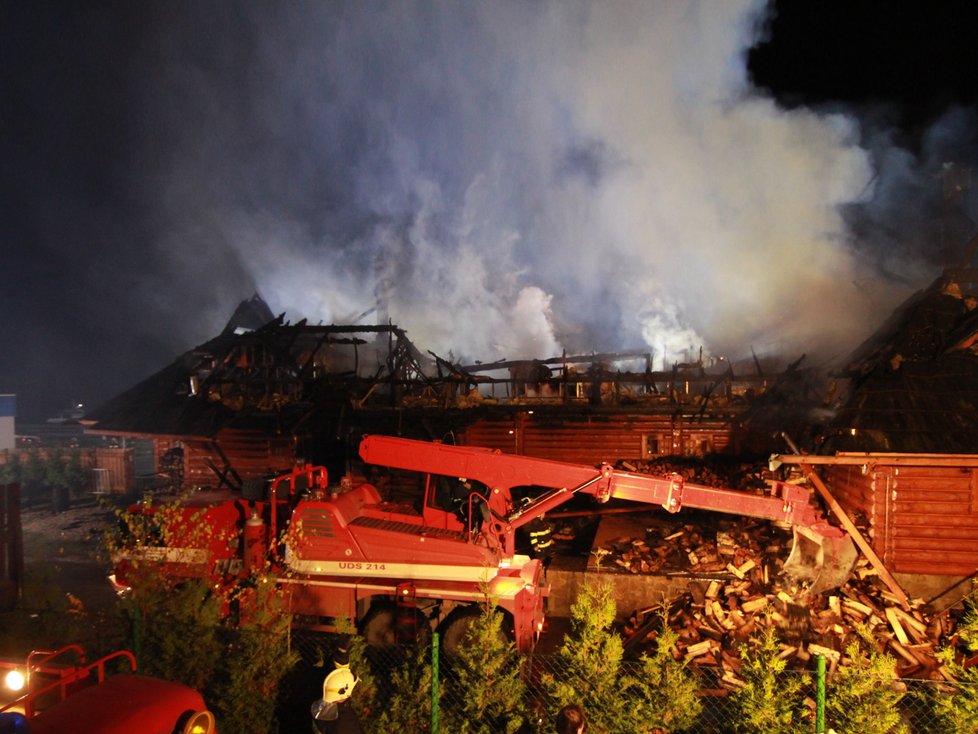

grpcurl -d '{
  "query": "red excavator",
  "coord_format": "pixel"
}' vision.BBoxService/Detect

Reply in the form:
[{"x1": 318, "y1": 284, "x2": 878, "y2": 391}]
[{"x1": 112, "y1": 435, "x2": 857, "y2": 653}]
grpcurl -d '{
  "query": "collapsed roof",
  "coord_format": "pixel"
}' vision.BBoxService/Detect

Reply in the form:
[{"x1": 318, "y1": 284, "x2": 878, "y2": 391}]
[
  {"x1": 85, "y1": 294, "x2": 814, "y2": 446},
  {"x1": 826, "y1": 276, "x2": 978, "y2": 453}
]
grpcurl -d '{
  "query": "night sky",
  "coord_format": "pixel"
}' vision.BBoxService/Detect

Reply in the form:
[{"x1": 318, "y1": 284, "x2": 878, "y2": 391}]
[{"x1": 2, "y1": 1, "x2": 977, "y2": 422}]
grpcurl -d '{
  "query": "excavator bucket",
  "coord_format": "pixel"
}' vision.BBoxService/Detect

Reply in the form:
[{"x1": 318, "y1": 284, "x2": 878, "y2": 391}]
[{"x1": 783, "y1": 525, "x2": 859, "y2": 595}]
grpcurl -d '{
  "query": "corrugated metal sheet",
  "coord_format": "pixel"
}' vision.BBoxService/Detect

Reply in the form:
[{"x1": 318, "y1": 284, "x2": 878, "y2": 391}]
[
  {"x1": 460, "y1": 413, "x2": 737, "y2": 465},
  {"x1": 826, "y1": 461, "x2": 978, "y2": 576}
]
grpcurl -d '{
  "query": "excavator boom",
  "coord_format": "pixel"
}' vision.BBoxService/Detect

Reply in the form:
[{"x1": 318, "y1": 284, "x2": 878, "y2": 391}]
[{"x1": 359, "y1": 435, "x2": 857, "y2": 592}]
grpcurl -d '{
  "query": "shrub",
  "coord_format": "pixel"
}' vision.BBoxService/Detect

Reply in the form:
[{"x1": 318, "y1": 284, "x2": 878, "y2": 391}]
[
  {"x1": 372, "y1": 643, "x2": 436, "y2": 732},
  {"x1": 210, "y1": 577, "x2": 299, "y2": 734},
  {"x1": 826, "y1": 625, "x2": 907, "y2": 734},
  {"x1": 440, "y1": 598, "x2": 529, "y2": 734},
  {"x1": 731, "y1": 622, "x2": 808, "y2": 734},
  {"x1": 621, "y1": 610, "x2": 703, "y2": 732},
  {"x1": 109, "y1": 501, "x2": 298, "y2": 733},
  {"x1": 542, "y1": 579, "x2": 634, "y2": 734},
  {"x1": 927, "y1": 591, "x2": 978, "y2": 732}
]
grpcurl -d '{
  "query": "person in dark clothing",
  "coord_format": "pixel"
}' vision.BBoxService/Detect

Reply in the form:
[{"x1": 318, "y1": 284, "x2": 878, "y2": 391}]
[
  {"x1": 311, "y1": 637, "x2": 363, "y2": 734},
  {"x1": 526, "y1": 515, "x2": 555, "y2": 568},
  {"x1": 556, "y1": 703, "x2": 587, "y2": 734}
]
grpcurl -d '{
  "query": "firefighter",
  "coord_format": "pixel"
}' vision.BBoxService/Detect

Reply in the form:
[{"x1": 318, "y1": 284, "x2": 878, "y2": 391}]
[
  {"x1": 445, "y1": 476, "x2": 490, "y2": 531},
  {"x1": 527, "y1": 515, "x2": 555, "y2": 568},
  {"x1": 311, "y1": 636, "x2": 362, "y2": 734}
]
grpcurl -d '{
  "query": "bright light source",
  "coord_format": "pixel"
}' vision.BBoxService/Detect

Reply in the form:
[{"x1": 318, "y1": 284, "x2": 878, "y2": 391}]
[
  {"x1": 4, "y1": 669, "x2": 25, "y2": 692},
  {"x1": 182, "y1": 709, "x2": 216, "y2": 734}
]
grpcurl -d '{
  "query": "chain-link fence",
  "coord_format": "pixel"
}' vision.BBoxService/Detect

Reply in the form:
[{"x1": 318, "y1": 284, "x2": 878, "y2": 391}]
[{"x1": 287, "y1": 631, "x2": 977, "y2": 734}]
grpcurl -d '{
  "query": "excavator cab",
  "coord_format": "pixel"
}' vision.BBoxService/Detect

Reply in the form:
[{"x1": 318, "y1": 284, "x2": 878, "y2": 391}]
[{"x1": 425, "y1": 474, "x2": 491, "y2": 533}]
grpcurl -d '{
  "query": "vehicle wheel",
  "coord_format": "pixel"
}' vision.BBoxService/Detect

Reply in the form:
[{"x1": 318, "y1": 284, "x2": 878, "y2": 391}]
[
  {"x1": 437, "y1": 605, "x2": 513, "y2": 656},
  {"x1": 438, "y1": 605, "x2": 482, "y2": 656},
  {"x1": 360, "y1": 601, "x2": 397, "y2": 647},
  {"x1": 179, "y1": 709, "x2": 215, "y2": 734}
]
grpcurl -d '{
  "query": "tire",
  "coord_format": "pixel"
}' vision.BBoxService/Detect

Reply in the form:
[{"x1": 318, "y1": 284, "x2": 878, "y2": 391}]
[
  {"x1": 437, "y1": 604, "x2": 514, "y2": 657},
  {"x1": 360, "y1": 599, "x2": 432, "y2": 649},
  {"x1": 437, "y1": 605, "x2": 482, "y2": 656},
  {"x1": 360, "y1": 601, "x2": 397, "y2": 648}
]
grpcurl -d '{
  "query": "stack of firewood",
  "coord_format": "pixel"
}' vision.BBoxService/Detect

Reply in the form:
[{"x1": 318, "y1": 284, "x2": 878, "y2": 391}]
[
  {"x1": 602, "y1": 460, "x2": 966, "y2": 682},
  {"x1": 620, "y1": 543, "x2": 958, "y2": 683},
  {"x1": 596, "y1": 516, "x2": 782, "y2": 577}
]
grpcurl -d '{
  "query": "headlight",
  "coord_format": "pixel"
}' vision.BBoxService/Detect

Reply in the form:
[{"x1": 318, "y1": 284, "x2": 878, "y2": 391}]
[{"x1": 181, "y1": 709, "x2": 216, "y2": 734}]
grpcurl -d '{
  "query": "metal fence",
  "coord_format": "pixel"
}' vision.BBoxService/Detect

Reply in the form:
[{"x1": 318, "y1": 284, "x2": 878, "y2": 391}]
[{"x1": 288, "y1": 631, "x2": 976, "y2": 734}]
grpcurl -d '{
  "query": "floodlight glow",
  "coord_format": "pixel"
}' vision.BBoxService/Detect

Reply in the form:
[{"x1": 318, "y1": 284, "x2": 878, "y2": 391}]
[{"x1": 4, "y1": 669, "x2": 25, "y2": 692}]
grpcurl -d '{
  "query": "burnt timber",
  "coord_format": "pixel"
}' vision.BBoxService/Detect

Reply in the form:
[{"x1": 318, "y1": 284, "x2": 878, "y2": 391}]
[{"x1": 84, "y1": 294, "x2": 824, "y2": 489}]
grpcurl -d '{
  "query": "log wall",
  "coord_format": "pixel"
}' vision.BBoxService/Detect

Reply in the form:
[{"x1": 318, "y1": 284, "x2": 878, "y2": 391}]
[
  {"x1": 460, "y1": 412, "x2": 738, "y2": 465},
  {"x1": 826, "y1": 461, "x2": 978, "y2": 577}
]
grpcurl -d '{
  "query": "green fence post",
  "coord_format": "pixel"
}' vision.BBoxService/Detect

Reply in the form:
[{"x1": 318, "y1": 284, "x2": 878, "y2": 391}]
[
  {"x1": 432, "y1": 631, "x2": 440, "y2": 734},
  {"x1": 815, "y1": 653, "x2": 826, "y2": 734}
]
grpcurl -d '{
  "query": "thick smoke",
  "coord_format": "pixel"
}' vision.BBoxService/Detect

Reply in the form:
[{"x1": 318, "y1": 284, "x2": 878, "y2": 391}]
[{"x1": 100, "y1": 3, "x2": 972, "y2": 370}]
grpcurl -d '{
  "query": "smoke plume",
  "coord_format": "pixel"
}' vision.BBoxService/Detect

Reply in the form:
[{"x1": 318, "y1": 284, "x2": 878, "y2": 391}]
[{"x1": 5, "y1": 1, "x2": 975, "y2": 418}]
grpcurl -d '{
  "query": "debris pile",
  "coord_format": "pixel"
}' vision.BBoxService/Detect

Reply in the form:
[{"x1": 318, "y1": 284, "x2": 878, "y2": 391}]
[
  {"x1": 595, "y1": 518, "x2": 780, "y2": 577},
  {"x1": 614, "y1": 520, "x2": 959, "y2": 683}
]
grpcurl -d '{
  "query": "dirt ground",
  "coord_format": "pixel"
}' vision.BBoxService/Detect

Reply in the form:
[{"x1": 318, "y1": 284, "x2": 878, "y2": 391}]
[{"x1": 17, "y1": 499, "x2": 121, "y2": 619}]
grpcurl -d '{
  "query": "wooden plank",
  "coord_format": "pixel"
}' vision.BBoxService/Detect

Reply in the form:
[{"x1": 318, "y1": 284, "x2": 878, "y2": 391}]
[
  {"x1": 741, "y1": 596, "x2": 769, "y2": 614},
  {"x1": 879, "y1": 525, "x2": 978, "y2": 540},
  {"x1": 887, "y1": 535, "x2": 978, "y2": 550},
  {"x1": 886, "y1": 514, "x2": 978, "y2": 529},
  {"x1": 885, "y1": 607, "x2": 910, "y2": 644}
]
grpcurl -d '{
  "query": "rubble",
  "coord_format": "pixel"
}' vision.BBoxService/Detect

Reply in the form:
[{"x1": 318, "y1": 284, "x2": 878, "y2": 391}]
[{"x1": 610, "y1": 513, "x2": 961, "y2": 683}]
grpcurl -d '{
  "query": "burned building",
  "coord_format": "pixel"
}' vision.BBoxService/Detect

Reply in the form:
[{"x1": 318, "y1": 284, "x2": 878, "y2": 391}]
[{"x1": 84, "y1": 294, "x2": 818, "y2": 493}]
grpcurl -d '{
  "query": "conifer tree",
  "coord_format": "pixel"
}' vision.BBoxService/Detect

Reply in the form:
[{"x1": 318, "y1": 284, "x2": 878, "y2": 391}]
[
  {"x1": 337, "y1": 623, "x2": 382, "y2": 730},
  {"x1": 621, "y1": 611, "x2": 703, "y2": 732},
  {"x1": 929, "y1": 592, "x2": 978, "y2": 732},
  {"x1": 441, "y1": 598, "x2": 529, "y2": 734},
  {"x1": 825, "y1": 625, "x2": 907, "y2": 734},
  {"x1": 542, "y1": 579, "x2": 633, "y2": 734},
  {"x1": 731, "y1": 622, "x2": 807, "y2": 734},
  {"x1": 373, "y1": 643, "x2": 436, "y2": 732}
]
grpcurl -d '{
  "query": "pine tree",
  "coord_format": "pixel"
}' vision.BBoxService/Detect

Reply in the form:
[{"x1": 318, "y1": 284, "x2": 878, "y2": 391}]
[
  {"x1": 334, "y1": 622, "x2": 382, "y2": 730},
  {"x1": 825, "y1": 625, "x2": 908, "y2": 734},
  {"x1": 441, "y1": 598, "x2": 529, "y2": 734},
  {"x1": 731, "y1": 622, "x2": 808, "y2": 734},
  {"x1": 542, "y1": 579, "x2": 634, "y2": 734},
  {"x1": 621, "y1": 611, "x2": 703, "y2": 732},
  {"x1": 373, "y1": 643, "x2": 436, "y2": 731},
  {"x1": 928, "y1": 591, "x2": 978, "y2": 732}
]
